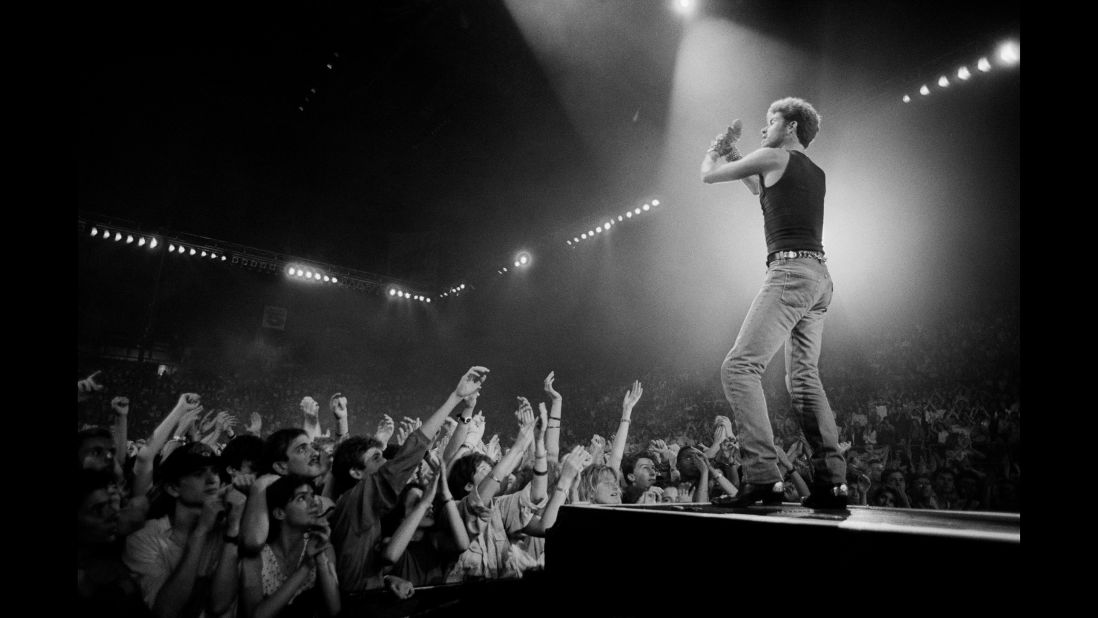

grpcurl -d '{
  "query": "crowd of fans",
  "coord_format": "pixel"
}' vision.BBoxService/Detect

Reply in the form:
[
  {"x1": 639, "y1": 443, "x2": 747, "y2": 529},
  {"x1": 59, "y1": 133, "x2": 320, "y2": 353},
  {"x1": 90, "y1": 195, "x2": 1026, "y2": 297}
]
[{"x1": 77, "y1": 309, "x2": 1019, "y2": 616}]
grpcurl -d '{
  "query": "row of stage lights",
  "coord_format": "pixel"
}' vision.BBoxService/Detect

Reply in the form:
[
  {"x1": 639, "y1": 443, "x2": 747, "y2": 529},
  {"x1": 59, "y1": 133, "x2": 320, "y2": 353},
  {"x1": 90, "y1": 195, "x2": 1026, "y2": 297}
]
[
  {"x1": 88, "y1": 225, "x2": 229, "y2": 261},
  {"x1": 388, "y1": 287, "x2": 432, "y2": 303},
  {"x1": 565, "y1": 199, "x2": 661, "y2": 247},
  {"x1": 902, "y1": 40, "x2": 1019, "y2": 104},
  {"x1": 286, "y1": 266, "x2": 338, "y2": 284},
  {"x1": 89, "y1": 226, "x2": 159, "y2": 249}
]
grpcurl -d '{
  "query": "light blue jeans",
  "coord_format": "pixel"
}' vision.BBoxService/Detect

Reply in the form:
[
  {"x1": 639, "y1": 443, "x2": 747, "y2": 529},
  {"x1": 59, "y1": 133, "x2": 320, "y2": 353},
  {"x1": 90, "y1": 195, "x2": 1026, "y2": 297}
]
[{"x1": 720, "y1": 257, "x2": 846, "y2": 486}]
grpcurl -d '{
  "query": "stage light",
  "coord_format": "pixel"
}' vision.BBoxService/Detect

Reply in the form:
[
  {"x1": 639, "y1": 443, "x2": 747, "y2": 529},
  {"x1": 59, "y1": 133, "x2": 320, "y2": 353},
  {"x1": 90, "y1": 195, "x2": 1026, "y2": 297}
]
[
  {"x1": 617, "y1": 216, "x2": 623, "y2": 222},
  {"x1": 200, "y1": 251, "x2": 207, "y2": 257},
  {"x1": 169, "y1": 244, "x2": 176, "y2": 252},
  {"x1": 581, "y1": 233, "x2": 587, "y2": 239},
  {"x1": 389, "y1": 288, "x2": 396, "y2": 296},
  {"x1": 90, "y1": 227, "x2": 99, "y2": 237},
  {"x1": 426, "y1": 298, "x2": 431, "y2": 303},
  {"x1": 138, "y1": 237, "x2": 147, "y2": 246},
  {"x1": 998, "y1": 41, "x2": 1019, "y2": 65},
  {"x1": 957, "y1": 66, "x2": 971, "y2": 80},
  {"x1": 150, "y1": 239, "x2": 158, "y2": 249},
  {"x1": 919, "y1": 85, "x2": 930, "y2": 96},
  {"x1": 977, "y1": 57, "x2": 991, "y2": 72},
  {"x1": 596, "y1": 226, "x2": 602, "y2": 233},
  {"x1": 460, "y1": 284, "x2": 465, "y2": 289},
  {"x1": 634, "y1": 208, "x2": 641, "y2": 215},
  {"x1": 566, "y1": 240, "x2": 572, "y2": 245},
  {"x1": 902, "y1": 94, "x2": 911, "y2": 103},
  {"x1": 503, "y1": 267, "x2": 508, "y2": 272},
  {"x1": 115, "y1": 232, "x2": 123, "y2": 241},
  {"x1": 626, "y1": 211, "x2": 632, "y2": 218},
  {"x1": 323, "y1": 275, "x2": 330, "y2": 282},
  {"x1": 652, "y1": 199, "x2": 660, "y2": 206},
  {"x1": 210, "y1": 253, "x2": 217, "y2": 259},
  {"x1": 520, "y1": 255, "x2": 528, "y2": 265},
  {"x1": 673, "y1": 0, "x2": 696, "y2": 17},
  {"x1": 126, "y1": 235, "x2": 134, "y2": 244},
  {"x1": 189, "y1": 248, "x2": 196, "y2": 255},
  {"x1": 642, "y1": 204, "x2": 650, "y2": 211},
  {"x1": 514, "y1": 261, "x2": 520, "y2": 267},
  {"x1": 588, "y1": 230, "x2": 595, "y2": 236},
  {"x1": 331, "y1": 277, "x2": 337, "y2": 283},
  {"x1": 605, "y1": 221, "x2": 612, "y2": 228},
  {"x1": 938, "y1": 75, "x2": 949, "y2": 88},
  {"x1": 221, "y1": 256, "x2": 226, "y2": 261}
]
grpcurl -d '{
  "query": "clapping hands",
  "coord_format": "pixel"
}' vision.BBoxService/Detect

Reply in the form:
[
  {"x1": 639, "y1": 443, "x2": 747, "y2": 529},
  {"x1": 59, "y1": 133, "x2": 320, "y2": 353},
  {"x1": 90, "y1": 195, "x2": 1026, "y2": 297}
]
[
  {"x1": 454, "y1": 366, "x2": 490, "y2": 399},
  {"x1": 543, "y1": 371, "x2": 561, "y2": 401},
  {"x1": 375, "y1": 414, "x2": 396, "y2": 445}
]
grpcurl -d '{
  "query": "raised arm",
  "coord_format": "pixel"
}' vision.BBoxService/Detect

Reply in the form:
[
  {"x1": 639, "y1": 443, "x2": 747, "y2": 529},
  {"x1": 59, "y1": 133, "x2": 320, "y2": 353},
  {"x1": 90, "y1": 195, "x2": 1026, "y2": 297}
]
[
  {"x1": 300, "y1": 396, "x2": 321, "y2": 440},
  {"x1": 609, "y1": 381, "x2": 643, "y2": 474},
  {"x1": 543, "y1": 371, "x2": 563, "y2": 464},
  {"x1": 443, "y1": 393, "x2": 478, "y2": 466},
  {"x1": 530, "y1": 402, "x2": 550, "y2": 504},
  {"x1": 329, "y1": 393, "x2": 349, "y2": 444},
  {"x1": 133, "y1": 394, "x2": 202, "y2": 499},
  {"x1": 109, "y1": 396, "x2": 130, "y2": 481},
  {"x1": 420, "y1": 366, "x2": 490, "y2": 441},
  {"x1": 524, "y1": 446, "x2": 591, "y2": 536},
  {"x1": 699, "y1": 120, "x2": 765, "y2": 193},
  {"x1": 477, "y1": 404, "x2": 535, "y2": 505}
]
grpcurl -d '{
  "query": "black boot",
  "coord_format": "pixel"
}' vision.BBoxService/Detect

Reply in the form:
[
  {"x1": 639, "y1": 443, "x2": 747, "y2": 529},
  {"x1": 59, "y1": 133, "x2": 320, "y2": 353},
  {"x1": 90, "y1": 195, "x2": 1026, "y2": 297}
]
[
  {"x1": 802, "y1": 483, "x2": 850, "y2": 510},
  {"x1": 711, "y1": 481, "x2": 784, "y2": 507}
]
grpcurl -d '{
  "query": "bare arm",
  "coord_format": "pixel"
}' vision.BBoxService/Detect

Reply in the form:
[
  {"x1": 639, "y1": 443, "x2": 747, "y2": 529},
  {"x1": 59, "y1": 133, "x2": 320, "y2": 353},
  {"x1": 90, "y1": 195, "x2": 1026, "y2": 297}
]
[
  {"x1": 543, "y1": 372, "x2": 563, "y2": 464},
  {"x1": 133, "y1": 394, "x2": 202, "y2": 500},
  {"x1": 443, "y1": 393, "x2": 478, "y2": 466},
  {"x1": 109, "y1": 397, "x2": 130, "y2": 481},
  {"x1": 609, "y1": 381, "x2": 643, "y2": 474},
  {"x1": 701, "y1": 146, "x2": 782, "y2": 185},
  {"x1": 477, "y1": 420, "x2": 535, "y2": 505},
  {"x1": 524, "y1": 446, "x2": 590, "y2": 536},
  {"x1": 152, "y1": 489, "x2": 227, "y2": 618}
]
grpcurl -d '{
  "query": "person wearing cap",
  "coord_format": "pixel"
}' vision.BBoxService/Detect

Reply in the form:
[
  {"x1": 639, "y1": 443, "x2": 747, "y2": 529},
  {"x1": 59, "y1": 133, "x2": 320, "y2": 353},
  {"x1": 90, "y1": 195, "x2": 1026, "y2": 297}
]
[
  {"x1": 701, "y1": 97, "x2": 848, "y2": 509},
  {"x1": 122, "y1": 442, "x2": 245, "y2": 618}
]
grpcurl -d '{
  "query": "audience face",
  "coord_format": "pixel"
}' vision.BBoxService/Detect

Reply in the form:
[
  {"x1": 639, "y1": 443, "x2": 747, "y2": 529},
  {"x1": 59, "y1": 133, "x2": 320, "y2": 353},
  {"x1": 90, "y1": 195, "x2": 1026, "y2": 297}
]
[
  {"x1": 78, "y1": 487, "x2": 121, "y2": 546},
  {"x1": 660, "y1": 486, "x2": 679, "y2": 503},
  {"x1": 167, "y1": 465, "x2": 222, "y2": 507},
  {"x1": 593, "y1": 476, "x2": 622, "y2": 504},
  {"x1": 79, "y1": 435, "x2": 116, "y2": 472},
  {"x1": 280, "y1": 435, "x2": 322, "y2": 477},
  {"x1": 360, "y1": 446, "x2": 386, "y2": 477},
  {"x1": 629, "y1": 457, "x2": 657, "y2": 490},
  {"x1": 935, "y1": 471, "x2": 956, "y2": 497},
  {"x1": 884, "y1": 471, "x2": 906, "y2": 494},
  {"x1": 273, "y1": 482, "x2": 323, "y2": 529}
]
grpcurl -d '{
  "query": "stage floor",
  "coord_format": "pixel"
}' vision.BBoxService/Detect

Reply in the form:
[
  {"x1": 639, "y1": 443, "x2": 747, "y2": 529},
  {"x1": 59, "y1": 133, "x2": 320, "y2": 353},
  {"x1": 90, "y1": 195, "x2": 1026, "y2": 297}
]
[{"x1": 593, "y1": 501, "x2": 1020, "y2": 543}]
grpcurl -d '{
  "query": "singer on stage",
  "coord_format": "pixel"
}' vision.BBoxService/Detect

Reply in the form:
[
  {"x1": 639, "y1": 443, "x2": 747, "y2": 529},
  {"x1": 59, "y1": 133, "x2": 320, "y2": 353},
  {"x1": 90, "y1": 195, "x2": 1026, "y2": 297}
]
[{"x1": 700, "y1": 97, "x2": 848, "y2": 509}]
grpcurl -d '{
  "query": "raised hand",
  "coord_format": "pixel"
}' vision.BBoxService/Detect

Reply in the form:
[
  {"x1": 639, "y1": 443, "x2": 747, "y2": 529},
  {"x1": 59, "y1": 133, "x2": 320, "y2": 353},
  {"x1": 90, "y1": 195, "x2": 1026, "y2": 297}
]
[
  {"x1": 245, "y1": 412, "x2": 263, "y2": 435},
  {"x1": 622, "y1": 381, "x2": 644, "y2": 411},
  {"x1": 589, "y1": 434, "x2": 607, "y2": 451},
  {"x1": 838, "y1": 441, "x2": 852, "y2": 454},
  {"x1": 464, "y1": 411, "x2": 486, "y2": 447},
  {"x1": 375, "y1": 414, "x2": 396, "y2": 445},
  {"x1": 485, "y1": 434, "x2": 501, "y2": 462},
  {"x1": 543, "y1": 371, "x2": 561, "y2": 401},
  {"x1": 649, "y1": 439, "x2": 671, "y2": 463},
  {"x1": 110, "y1": 396, "x2": 130, "y2": 417},
  {"x1": 454, "y1": 366, "x2": 490, "y2": 399},
  {"x1": 176, "y1": 406, "x2": 204, "y2": 437},
  {"x1": 329, "y1": 393, "x2": 348, "y2": 420},
  {"x1": 514, "y1": 398, "x2": 536, "y2": 434},
  {"x1": 394, "y1": 416, "x2": 419, "y2": 446},
  {"x1": 300, "y1": 396, "x2": 320, "y2": 418},
  {"x1": 172, "y1": 393, "x2": 203, "y2": 417},
  {"x1": 560, "y1": 445, "x2": 592, "y2": 482},
  {"x1": 639, "y1": 486, "x2": 665, "y2": 504},
  {"x1": 77, "y1": 371, "x2": 106, "y2": 402}
]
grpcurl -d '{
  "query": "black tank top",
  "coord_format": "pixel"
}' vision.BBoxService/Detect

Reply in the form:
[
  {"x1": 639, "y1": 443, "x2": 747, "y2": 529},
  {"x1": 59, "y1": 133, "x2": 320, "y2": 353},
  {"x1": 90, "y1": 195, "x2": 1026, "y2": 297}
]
[{"x1": 759, "y1": 150, "x2": 825, "y2": 254}]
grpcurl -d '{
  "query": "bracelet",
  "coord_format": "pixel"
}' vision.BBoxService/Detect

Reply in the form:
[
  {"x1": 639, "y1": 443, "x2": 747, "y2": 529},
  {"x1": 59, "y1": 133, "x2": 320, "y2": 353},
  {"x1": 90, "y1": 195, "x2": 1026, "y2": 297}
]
[
  {"x1": 459, "y1": 416, "x2": 472, "y2": 425},
  {"x1": 490, "y1": 474, "x2": 503, "y2": 484},
  {"x1": 442, "y1": 496, "x2": 454, "y2": 504},
  {"x1": 549, "y1": 416, "x2": 561, "y2": 421},
  {"x1": 223, "y1": 534, "x2": 240, "y2": 545},
  {"x1": 620, "y1": 419, "x2": 630, "y2": 424},
  {"x1": 533, "y1": 468, "x2": 548, "y2": 476}
]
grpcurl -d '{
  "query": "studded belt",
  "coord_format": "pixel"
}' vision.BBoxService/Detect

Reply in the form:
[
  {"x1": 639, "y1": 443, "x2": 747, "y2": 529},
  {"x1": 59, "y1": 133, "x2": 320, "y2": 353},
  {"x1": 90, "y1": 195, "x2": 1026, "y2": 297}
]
[{"x1": 766, "y1": 250, "x2": 826, "y2": 266}]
